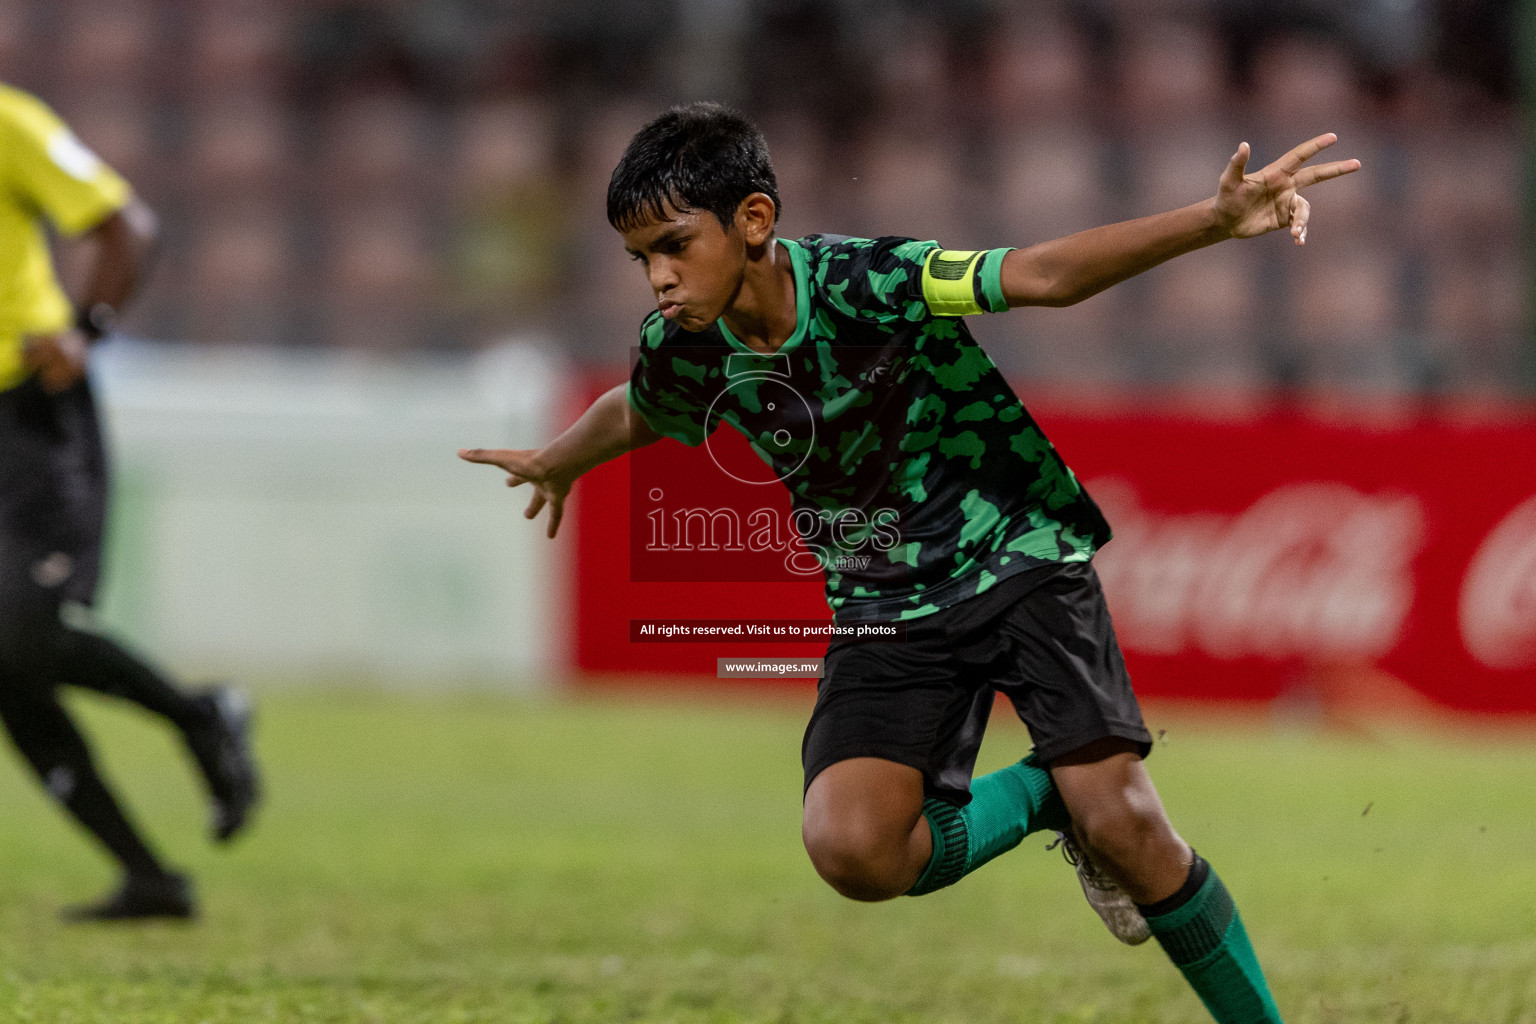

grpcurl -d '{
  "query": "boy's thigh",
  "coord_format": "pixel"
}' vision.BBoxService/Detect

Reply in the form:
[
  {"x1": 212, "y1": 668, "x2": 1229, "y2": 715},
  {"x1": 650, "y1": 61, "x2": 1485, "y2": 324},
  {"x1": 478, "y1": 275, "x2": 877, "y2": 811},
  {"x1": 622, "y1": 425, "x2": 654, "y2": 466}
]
[
  {"x1": 801, "y1": 633, "x2": 993, "y2": 806},
  {"x1": 995, "y1": 562, "x2": 1153, "y2": 766}
]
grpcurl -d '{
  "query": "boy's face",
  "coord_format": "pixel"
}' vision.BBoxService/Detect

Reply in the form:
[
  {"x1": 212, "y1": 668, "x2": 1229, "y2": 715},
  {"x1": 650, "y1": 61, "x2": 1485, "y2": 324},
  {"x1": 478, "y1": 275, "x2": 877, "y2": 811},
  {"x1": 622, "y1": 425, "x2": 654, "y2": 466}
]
[{"x1": 620, "y1": 201, "x2": 750, "y2": 333}]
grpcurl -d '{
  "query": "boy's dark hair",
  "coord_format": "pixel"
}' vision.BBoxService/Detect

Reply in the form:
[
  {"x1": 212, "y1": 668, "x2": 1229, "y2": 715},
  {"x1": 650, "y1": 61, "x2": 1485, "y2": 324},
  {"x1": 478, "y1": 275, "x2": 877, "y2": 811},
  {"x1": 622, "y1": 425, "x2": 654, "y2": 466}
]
[{"x1": 607, "y1": 102, "x2": 780, "y2": 233}]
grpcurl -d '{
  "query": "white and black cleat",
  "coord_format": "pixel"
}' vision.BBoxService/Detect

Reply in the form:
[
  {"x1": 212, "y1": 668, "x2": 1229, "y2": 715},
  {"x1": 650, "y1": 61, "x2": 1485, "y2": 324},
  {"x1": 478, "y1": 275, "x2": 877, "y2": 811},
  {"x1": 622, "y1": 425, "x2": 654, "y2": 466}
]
[{"x1": 1048, "y1": 830, "x2": 1152, "y2": 945}]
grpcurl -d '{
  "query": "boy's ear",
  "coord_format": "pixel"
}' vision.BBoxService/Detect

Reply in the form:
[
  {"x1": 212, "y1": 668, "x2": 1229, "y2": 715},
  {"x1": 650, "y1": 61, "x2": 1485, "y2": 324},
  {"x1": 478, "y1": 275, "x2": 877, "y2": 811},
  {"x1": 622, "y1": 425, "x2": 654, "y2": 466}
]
[{"x1": 736, "y1": 192, "x2": 777, "y2": 246}]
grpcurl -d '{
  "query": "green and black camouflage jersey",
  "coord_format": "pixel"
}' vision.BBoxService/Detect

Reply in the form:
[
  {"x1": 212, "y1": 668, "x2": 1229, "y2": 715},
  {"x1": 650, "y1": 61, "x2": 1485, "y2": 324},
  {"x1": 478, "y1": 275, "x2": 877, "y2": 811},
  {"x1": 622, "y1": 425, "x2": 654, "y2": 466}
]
[{"x1": 626, "y1": 233, "x2": 1111, "y2": 624}]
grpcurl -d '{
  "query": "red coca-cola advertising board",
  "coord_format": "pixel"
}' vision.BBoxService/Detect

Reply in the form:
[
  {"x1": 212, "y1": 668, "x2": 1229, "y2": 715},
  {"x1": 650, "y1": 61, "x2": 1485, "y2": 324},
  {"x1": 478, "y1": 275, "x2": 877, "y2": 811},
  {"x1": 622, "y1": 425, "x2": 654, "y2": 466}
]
[{"x1": 569, "y1": 378, "x2": 1536, "y2": 714}]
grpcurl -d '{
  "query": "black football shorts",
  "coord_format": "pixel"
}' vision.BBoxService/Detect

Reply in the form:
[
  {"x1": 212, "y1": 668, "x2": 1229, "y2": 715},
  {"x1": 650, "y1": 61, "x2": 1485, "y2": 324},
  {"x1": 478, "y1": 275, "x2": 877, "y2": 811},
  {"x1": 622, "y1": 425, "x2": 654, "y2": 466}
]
[
  {"x1": 801, "y1": 560, "x2": 1152, "y2": 804},
  {"x1": 0, "y1": 376, "x2": 109, "y2": 607}
]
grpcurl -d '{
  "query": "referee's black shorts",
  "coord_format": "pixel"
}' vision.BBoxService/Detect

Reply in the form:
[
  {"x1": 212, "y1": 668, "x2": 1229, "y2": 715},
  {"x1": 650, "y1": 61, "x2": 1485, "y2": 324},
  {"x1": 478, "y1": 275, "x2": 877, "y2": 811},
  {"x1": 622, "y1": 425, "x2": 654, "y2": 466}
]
[
  {"x1": 801, "y1": 560, "x2": 1152, "y2": 805},
  {"x1": 0, "y1": 376, "x2": 109, "y2": 607}
]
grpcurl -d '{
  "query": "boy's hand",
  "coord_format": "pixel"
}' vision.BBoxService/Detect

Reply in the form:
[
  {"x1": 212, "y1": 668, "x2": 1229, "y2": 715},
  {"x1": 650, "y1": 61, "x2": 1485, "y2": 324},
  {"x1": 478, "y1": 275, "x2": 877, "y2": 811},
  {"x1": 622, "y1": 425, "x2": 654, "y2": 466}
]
[
  {"x1": 23, "y1": 331, "x2": 89, "y2": 394},
  {"x1": 458, "y1": 448, "x2": 572, "y2": 538},
  {"x1": 1215, "y1": 133, "x2": 1361, "y2": 246}
]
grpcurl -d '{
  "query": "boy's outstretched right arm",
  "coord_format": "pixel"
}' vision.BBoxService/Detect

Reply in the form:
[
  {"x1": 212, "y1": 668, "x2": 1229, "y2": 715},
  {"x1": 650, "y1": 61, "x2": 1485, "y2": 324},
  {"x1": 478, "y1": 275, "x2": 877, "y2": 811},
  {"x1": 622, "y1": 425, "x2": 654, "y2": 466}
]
[
  {"x1": 996, "y1": 133, "x2": 1360, "y2": 309},
  {"x1": 458, "y1": 383, "x2": 661, "y2": 539}
]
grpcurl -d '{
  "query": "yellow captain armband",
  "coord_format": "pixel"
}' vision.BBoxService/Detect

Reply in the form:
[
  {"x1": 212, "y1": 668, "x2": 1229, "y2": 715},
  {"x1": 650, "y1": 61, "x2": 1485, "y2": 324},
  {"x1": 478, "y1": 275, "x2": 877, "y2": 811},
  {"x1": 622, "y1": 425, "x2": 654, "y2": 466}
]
[{"x1": 920, "y1": 249, "x2": 986, "y2": 316}]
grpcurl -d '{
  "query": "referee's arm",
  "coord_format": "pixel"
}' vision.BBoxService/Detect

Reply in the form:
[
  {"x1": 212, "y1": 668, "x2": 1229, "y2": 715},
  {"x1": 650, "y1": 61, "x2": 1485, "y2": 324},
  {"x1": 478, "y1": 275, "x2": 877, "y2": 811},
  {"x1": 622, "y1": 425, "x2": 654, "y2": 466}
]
[
  {"x1": 71, "y1": 197, "x2": 160, "y2": 340},
  {"x1": 24, "y1": 198, "x2": 157, "y2": 393}
]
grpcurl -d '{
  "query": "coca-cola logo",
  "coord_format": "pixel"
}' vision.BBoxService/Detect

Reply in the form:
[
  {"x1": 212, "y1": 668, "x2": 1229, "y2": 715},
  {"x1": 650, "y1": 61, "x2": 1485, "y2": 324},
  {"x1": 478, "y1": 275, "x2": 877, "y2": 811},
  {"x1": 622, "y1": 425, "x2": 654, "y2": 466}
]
[
  {"x1": 1460, "y1": 495, "x2": 1536, "y2": 670},
  {"x1": 1092, "y1": 480, "x2": 1425, "y2": 662}
]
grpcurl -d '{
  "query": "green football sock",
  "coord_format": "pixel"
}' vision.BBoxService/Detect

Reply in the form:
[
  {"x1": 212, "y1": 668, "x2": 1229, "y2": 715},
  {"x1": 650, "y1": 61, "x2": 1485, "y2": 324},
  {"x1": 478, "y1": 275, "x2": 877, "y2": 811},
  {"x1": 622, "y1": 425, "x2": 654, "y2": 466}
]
[
  {"x1": 1141, "y1": 856, "x2": 1283, "y2": 1024},
  {"x1": 906, "y1": 754, "x2": 1069, "y2": 896}
]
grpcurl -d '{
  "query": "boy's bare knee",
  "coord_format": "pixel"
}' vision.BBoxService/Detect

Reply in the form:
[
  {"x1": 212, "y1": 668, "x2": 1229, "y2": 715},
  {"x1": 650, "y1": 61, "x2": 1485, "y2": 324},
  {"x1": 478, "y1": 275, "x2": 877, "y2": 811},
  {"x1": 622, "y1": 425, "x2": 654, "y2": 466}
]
[
  {"x1": 802, "y1": 819, "x2": 911, "y2": 902},
  {"x1": 801, "y1": 758, "x2": 928, "y2": 902},
  {"x1": 1073, "y1": 801, "x2": 1173, "y2": 878}
]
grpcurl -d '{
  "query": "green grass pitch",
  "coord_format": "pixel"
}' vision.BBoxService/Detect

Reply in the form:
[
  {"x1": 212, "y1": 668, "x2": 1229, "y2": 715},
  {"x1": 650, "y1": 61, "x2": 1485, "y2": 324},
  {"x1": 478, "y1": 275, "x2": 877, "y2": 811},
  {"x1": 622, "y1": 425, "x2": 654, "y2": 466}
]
[{"x1": 0, "y1": 687, "x2": 1532, "y2": 1023}]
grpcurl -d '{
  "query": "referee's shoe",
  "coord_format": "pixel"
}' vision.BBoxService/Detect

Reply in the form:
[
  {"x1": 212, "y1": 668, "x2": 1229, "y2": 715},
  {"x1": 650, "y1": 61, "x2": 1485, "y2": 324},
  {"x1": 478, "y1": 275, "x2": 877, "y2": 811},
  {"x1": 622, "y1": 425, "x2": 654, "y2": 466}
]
[
  {"x1": 61, "y1": 871, "x2": 195, "y2": 923},
  {"x1": 184, "y1": 685, "x2": 261, "y2": 842}
]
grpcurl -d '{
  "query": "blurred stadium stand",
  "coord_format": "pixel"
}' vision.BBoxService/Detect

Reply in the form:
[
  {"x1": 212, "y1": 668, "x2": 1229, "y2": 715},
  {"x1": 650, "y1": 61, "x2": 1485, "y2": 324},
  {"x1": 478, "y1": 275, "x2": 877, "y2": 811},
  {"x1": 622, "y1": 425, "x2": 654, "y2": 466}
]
[{"x1": 0, "y1": 0, "x2": 1526, "y2": 395}]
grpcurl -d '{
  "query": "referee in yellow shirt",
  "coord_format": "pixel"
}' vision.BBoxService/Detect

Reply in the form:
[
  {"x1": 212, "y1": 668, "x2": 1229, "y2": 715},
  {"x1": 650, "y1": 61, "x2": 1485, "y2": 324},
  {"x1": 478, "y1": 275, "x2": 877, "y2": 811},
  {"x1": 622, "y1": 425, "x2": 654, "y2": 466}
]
[{"x1": 0, "y1": 84, "x2": 260, "y2": 921}]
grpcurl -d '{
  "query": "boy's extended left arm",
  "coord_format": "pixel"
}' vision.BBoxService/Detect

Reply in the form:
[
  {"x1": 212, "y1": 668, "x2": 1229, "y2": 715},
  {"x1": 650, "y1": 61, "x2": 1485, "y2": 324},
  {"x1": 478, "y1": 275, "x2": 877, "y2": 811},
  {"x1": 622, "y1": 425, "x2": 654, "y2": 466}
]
[
  {"x1": 998, "y1": 133, "x2": 1360, "y2": 308},
  {"x1": 459, "y1": 383, "x2": 661, "y2": 539}
]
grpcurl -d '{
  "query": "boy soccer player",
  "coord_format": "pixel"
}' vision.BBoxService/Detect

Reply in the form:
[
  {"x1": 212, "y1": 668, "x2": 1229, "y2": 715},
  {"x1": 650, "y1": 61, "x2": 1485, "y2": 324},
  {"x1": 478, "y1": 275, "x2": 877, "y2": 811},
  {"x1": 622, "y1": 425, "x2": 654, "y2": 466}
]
[
  {"x1": 0, "y1": 84, "x2": 261, "y2": 921},
  {"x1": 462, "y1": 103, "x2": 1357, "y2": 1021}
]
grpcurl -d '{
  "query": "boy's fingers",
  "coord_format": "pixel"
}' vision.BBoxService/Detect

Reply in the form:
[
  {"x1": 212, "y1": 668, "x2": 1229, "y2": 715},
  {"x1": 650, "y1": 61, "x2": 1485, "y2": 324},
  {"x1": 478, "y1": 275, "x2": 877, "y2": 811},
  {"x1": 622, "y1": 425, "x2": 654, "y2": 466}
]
[
  {"x1": 1290, "y1": 194, "x2": 1310, "y2": 244},
  {"x1": 524, "y1": 490, "x2": 547, "y2": 520},
  {"x1": 1221, "y1": 142, "x2": 1250, "y2": 187},
  {"x1": 460, "y1": 447, "x2": 539, "y2": 479},
  {"x1": 1277, "y1": 132, "x2": 1337, "y2": 173},
  {"x1": 547, "y1": 498, "x2": 564, "y2": 539},
  {"x1": 458, "y1": 447, "x2": 508, "y2": 465},
  {"x1": 1294, "y1": 158, "x2": 1361, "y2": 188}
]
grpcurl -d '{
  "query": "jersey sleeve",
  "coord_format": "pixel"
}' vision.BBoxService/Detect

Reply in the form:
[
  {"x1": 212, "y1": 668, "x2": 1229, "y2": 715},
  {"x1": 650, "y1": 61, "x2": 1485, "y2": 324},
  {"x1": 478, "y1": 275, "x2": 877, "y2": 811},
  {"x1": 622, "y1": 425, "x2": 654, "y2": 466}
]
[
  {"x1": 819, "y1": 237, "x2": 1013, "y2": 323},
  {"x1": 1, "y1": 91, "x2": 131, "y2": 237},
  {"x1": 626, "y1": 313, "x2": 715, "y2": 447}
]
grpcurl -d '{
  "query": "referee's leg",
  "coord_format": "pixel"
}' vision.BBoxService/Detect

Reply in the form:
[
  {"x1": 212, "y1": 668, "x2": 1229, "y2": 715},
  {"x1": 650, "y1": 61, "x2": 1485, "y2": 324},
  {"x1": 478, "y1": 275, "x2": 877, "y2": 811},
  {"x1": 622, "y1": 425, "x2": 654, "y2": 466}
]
[
  {"x1": 0, "y1": 567, "x2": 173, "y2": 880},
  {"x1": 32, "y1": 377, "x2": 261, "y2": 841}
]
